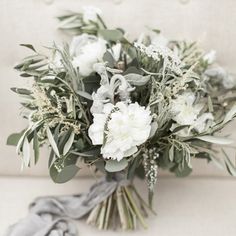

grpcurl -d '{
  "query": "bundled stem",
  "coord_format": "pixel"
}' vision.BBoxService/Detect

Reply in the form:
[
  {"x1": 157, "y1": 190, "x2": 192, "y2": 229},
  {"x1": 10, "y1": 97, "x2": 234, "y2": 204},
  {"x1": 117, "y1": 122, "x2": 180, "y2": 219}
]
[{"x1": 86, "y1": 184, "x2": 154, "y2": 230}]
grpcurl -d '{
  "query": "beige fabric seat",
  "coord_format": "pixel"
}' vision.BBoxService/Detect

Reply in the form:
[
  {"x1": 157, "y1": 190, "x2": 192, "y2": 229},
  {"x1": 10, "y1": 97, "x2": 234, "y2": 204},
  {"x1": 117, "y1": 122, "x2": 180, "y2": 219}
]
[{"x1": 0, "y1": 0, "x2": 236, "y2": 235}]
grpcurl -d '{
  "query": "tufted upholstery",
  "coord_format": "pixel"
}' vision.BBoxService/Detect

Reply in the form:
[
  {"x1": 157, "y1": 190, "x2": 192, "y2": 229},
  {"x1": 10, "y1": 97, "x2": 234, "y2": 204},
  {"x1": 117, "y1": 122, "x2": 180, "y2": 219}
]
[{"x1": 0, "y1": 0, "x2": 236, "y2": 177}]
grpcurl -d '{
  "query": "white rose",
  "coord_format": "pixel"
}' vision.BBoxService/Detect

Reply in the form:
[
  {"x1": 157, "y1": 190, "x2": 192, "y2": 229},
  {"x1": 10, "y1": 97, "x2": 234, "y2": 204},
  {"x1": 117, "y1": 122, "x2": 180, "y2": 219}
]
[
  {"x1": 170, "y1": 92, "x2": 204, "y2": 126},
  {"x1": 88, "y1": 102, "x2": 152, "y2": 161},
  {"x1": 82, "y1": 6, "x2": 102, "y2": 24},
  {"x1": 70, "y1": 34, "x2": 107, "y2": 76}
]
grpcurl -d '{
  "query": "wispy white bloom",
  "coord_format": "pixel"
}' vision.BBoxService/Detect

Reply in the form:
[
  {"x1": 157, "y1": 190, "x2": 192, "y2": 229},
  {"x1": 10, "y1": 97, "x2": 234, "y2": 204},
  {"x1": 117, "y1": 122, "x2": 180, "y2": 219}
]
[
  {"x1": 82, "y1": 6, "x2": 102, "y2": 24},
  {"x1": 88, "y1": 102, "x2": 152, "y2": 161},
  {"x1": 203, "y1": 50, "x2": 216, "y2": 64},
  {"x1": 134, "y1": 42, "x2": 182, "y2": 75},
  {"x1": 70, "y1": 34, "x2": 107, "y2": 76},
  {"x1": 170, "y1": 92, "x2": 204, "y2": 126}
]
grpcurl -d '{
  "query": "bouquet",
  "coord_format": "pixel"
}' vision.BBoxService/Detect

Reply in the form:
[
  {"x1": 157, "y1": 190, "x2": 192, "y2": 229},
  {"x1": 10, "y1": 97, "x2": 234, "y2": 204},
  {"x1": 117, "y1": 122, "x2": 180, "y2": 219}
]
[{"x1": 7, "y1": 6, "x2": 236, "y2": 233}]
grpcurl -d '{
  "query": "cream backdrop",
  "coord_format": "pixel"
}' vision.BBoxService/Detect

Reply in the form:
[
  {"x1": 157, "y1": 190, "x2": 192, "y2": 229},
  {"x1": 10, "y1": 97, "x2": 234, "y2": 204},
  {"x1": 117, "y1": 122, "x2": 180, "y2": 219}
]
[{"x1": 0, "y1": 0, "x2": 236, "y2": 177}]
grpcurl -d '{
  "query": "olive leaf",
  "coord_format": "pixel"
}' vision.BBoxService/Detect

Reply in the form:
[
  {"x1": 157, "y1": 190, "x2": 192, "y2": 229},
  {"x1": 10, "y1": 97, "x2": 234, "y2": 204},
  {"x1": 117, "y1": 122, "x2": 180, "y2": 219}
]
[
  {"x1": 46, "y1": 127, "x2": 60, "y2": 157},
  {"x1": 63, "y1": 132, "x2": 75, "y2": 156},
  {"x1": 98, "y1": 29, "x2": 124, "y2": 41},
  {"x1": 195, "y1": 135, "x2": 234, "y2": 145}
]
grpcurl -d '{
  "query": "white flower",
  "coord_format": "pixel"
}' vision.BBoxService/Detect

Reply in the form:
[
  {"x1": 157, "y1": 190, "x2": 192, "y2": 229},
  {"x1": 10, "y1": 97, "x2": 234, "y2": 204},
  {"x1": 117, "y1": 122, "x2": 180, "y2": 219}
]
[
  {"x1": 70, "y1": 34, "x2": 107, "y2": 76},
  {"x1": 82, "y1": 6, "x2": 102, "y2": 24},
  {"x1": 203, "y1": 50, "x2": 216, "y2": 64},
  {"x1": 170, "y1": 92, "x2": 204, "y2": 126},
  {"x1": 88, "y1": 102, "x2": 152, "y2": 161}
]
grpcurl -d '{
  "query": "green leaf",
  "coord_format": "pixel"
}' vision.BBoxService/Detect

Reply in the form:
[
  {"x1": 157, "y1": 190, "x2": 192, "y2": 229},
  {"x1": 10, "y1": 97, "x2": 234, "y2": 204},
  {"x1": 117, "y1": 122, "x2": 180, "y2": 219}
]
[
  {"x1": 127, "y1": 156, "x2": 142, "y2": 179},
  {"x1": 76, "y1": 90, "x2": 92, "y2": 100},
  {"x1": 33, "y1": 130, "x2": 40, "y2": 165},
  {"x1": 63, "y1": 132, "x2": 75, "y2": 156},
  {"x1": 174, "y1": 164, "x2": 192, "y2": 177},
  {"x1": 208, "y1": 96, "x2": 214, "y2": 112},
  {"x1": 195, "y1": 135, "x2": 234, "y2": 145},
  {"x1": 103, "y1": 51, "x2": 115, "y2": 67},
  {"x1": 105, "y1": 159, "x2": 128, "y2": 172},
  {"x1": 50, "y1": 160, "x2": 79, "y2": 183},
  {"x1": 98, "y1": 29, "x2": 124, "y2": 41},
  {"x1": 46, "y1": 127, "x2": 60, "y2": 157},
  {"x1": 11, "y1": 88, "x2": 32, "y2": 95},
  {"x1": 152, "y1": 28, "x2": 161, "y2": 34},
  {"x1": 169, "y1": 145, "x2": 174, "y2": 162},
  {"x1": 20, "y1": 44, "x2": 36, "y2": 52},
  {"x1": 7, "y1": 131, "x2": 25, "y2": 146},
  {"x1": 223, "y1": 105, "x2": 236, "y2": 124},
  {"x1": 222, "y1": 149, "x2": 236, "y2": 176},
  {"x1": 172, "y1": 125, "x2": 190, "y2": 134},
  {"x1": 22, "y1": 138, "x2": 30, "y2": 167},
  {"x1": 124, "y1": 74, "x2": 151, "y2": 86}
]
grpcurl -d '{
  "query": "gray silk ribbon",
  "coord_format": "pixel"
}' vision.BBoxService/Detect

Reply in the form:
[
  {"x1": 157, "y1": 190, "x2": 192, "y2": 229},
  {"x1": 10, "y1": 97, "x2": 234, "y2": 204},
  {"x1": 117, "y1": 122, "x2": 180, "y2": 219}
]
[{"x1": 5, "y1": 177, "x2": 129, "y2": 236}]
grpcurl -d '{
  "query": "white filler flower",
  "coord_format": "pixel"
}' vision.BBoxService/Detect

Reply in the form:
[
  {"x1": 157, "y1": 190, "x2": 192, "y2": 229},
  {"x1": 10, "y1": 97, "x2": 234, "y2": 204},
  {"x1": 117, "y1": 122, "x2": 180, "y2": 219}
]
[
  {"x1": 70, "y1": 34, "x2": 107, "y2": 76},
  {"x1": 89, "y1": 102, "x2": 152, "y2": 161}
]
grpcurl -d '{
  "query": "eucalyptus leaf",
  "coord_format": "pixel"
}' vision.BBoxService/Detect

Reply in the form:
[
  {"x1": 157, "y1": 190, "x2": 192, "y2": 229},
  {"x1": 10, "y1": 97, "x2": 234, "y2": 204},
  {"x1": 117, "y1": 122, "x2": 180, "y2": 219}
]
[
  {"x1": 103, "y1": 51, "x2": 115, "y2": 67},
  {"x1": 50, "y1": 161, "x2": 79, "y2": 184},
  {"x1": 7, "y1": 131, "x2": 25, "y2": 146},
  {"x1": 105, "y1": 159, "x2": 128, "y2": 172}
]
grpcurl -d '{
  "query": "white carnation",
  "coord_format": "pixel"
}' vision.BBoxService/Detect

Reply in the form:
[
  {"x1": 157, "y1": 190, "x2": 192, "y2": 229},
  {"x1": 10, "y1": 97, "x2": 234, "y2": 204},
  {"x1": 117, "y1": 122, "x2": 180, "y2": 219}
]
[
  {"x1": 88, "y1": 102, "x2": 152, "y2": 161},
  {"x1": 170, "y1": 92, "x2": 203, "y2": 126},
  {"x1": 82, "y1": 6, "x2": 102, "y2": 24},
  {"x1": 70, "y1": 34, "x2": 107, "y2": 76}
]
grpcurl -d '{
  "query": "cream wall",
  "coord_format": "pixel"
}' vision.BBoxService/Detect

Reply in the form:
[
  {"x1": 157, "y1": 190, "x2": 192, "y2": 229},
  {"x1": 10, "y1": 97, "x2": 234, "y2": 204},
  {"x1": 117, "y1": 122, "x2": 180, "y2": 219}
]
[{"x1": 0, "y1": 0, "x2": 236, "y2": 177}]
